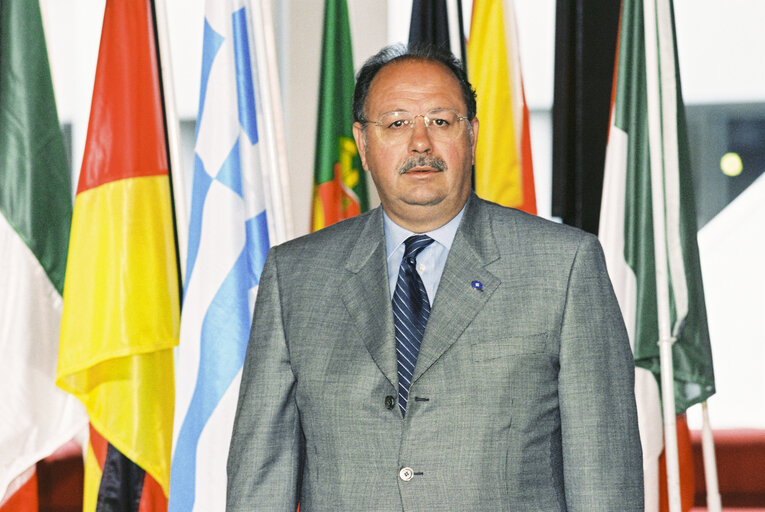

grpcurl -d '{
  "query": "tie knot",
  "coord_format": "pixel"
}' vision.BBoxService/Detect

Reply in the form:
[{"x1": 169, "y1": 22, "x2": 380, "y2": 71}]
[{"x1": 403, "y1": 234, "x2": 434, "y2": 260}]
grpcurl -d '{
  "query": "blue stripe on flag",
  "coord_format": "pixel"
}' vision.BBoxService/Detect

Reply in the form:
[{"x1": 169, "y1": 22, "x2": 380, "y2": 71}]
[
  {"x1": 195, "y1": 21, "x2": 224, "y2": 141},
  {"x1": 246, "y1": 211, "x2": 270, "y2": 286},
  {"x1": 215, "y1": 139, "x2": 244, "y2": 197},
  {"x1": 170, "y1": 6, "x2": 275, "y2": 510},
  {"x1": 232, "y1": 8, "x2": 259, "y2": 145},
  {"x1": 169, "y1": 9, "x2": 270, "y2": 512},
  {"x1": 184, "y1": 155, "x2": 214, "y2": 289},
  {"x1": 170, "y1": 246, "x2": 253, "y2": 512}
]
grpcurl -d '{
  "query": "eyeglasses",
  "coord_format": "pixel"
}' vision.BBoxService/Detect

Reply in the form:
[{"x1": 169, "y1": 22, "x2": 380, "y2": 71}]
[{"x1": 364, "y1": 109, "x2": 470, "y2": 144}]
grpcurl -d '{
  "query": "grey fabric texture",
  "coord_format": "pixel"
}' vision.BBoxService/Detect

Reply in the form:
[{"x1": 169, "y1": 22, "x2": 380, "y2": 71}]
[{"x1": 226, "y1": 194, "x2": 644, "y2": 511}]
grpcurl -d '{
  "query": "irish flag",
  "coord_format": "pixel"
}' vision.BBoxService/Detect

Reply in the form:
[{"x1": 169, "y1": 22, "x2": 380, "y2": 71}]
[
  {"x1": 0, "y1": 0, "x2": 87, "y2": 507},
  {"x1": 598, "y1": 0, "x2": 715, "y2": 509},
  {"x1": 56, "y1": 0, "x2": 180, "y2": 509}
]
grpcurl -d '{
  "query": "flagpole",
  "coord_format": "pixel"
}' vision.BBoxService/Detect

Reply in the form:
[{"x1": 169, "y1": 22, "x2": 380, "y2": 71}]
[
  {"x1": 657, "y1": 2, "x2": 723, "y2": 507},
  {"x1": 655, "y1": 0, "x2": 724, "y2": 509},
  {"x1": 701, "y1": 402, "x2": 722, "y2": 512},
  {"x1": 153, "y1": 0, "x2": 188, "y2": 278},
  {"x1": 657, "y1": 337, "x2": 681, "y2": 512},
  {"x1": 643, "y1": 0, "x2": 681, "y2": 509},
  {"x1": 253, "y1": 0, "x2": 294, "y2": 243},
  {"x1": 455, "y1": 0, "x2": 468, "y2": 72}
]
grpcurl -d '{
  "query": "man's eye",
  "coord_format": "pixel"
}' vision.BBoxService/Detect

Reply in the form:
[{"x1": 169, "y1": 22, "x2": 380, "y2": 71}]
[
  {"x1": 388, "y1": 119, "x2": 409, "y2": 129},
  {"x1": 430, "y1": 118, "x2": 450, "y2": 127}
]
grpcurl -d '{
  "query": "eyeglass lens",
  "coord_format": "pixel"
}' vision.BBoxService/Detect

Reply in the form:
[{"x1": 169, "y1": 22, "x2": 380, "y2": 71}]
[{"x1": 374, "y1": 109, "x2": 465, "y2": 142}]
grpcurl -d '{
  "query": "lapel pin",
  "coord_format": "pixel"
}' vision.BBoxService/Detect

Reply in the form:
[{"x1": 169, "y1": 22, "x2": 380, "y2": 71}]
[{"x1": 471, "y1": 280, "x2": 483, "y2": 291}]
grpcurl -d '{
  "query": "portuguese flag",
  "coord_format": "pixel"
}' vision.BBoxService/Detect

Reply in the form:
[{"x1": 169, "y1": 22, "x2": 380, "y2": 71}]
[
  {"x1": 56, "y1": 0, "x2": 180, "y2": 510},
  {"x1": 311, "y1": 0, "x2": 368, "y2": 231}
]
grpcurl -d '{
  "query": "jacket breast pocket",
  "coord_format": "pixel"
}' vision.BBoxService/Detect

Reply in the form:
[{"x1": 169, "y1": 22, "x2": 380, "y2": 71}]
[{"x1": 470, "y1": 332, "x2": 550, "y2": 362}]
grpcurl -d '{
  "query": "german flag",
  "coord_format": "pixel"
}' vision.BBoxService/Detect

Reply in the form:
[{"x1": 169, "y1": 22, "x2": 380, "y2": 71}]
[{"x1": 57, "y1": 0, "x2": 179, "y2": 510}]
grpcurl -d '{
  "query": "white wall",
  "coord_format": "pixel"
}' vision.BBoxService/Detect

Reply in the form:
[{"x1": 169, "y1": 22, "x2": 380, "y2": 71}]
[
  {"x1": 675, "y1": 0, "x2": 765, "y2": 104},
  {"x1": 40, "y1": 0, "x2": 105, "y2": 197},
  {"x1": 694, "y1": 175, "x2": 765, "y2": 428}
]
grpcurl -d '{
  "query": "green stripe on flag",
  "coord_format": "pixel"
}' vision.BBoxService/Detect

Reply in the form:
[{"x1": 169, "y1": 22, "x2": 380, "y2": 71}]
[
  {"x1": 313, "y1": 0, "x2": 368, "y2": 209},
  {"x1": 0, "y1": 0, "x2": 72, "y2": 294},
  {"x1": 612, "y1": 0, "x2": 714, "y2": 414}
]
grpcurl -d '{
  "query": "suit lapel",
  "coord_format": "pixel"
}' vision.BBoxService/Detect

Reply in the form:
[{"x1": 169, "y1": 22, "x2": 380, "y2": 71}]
[
  {"x1": 413, "y1": 195, "x2": 502, "y2": 383},
  {"x1": 340, "y1": 207, "x2": 398, "y2": 389}
]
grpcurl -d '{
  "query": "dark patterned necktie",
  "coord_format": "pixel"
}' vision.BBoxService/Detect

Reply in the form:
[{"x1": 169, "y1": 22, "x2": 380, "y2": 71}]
[{"x1": 393, "y1": 234, "x2": 435, "y2": 417}]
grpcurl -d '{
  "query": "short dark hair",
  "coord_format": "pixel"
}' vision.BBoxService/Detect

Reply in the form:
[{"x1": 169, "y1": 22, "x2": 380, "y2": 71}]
[{"x1": 352, "y1": 43, "x2": 477, "y2": 124}]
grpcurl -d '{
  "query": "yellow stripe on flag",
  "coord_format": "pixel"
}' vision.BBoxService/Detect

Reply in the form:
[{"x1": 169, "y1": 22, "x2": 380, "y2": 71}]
[
  {"x1": 468, "y1": 0, "x2": 535, "y2": 212},
  {"x1": 311, "y1": 188, "x2": 326, "y2": 232},
  {"x1": 57, "y1": 175, "x2": 179, "y2": 496},
  {"x1": 83, "y1": 441, "x2": 102, "y2": 512}
]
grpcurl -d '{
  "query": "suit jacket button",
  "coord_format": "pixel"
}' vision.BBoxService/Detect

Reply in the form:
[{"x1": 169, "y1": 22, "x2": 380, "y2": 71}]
[
  {"x1": 385, "y1": 395, "x2": 395, "y2": 410},
  {"x1": 399, "y1": 467, "x2": 414, "y2": 482}
]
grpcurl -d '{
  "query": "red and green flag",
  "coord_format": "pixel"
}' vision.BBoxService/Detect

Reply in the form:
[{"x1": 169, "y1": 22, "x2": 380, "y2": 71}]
[
  {"x1": 311, "y1": 0, "x2": 368, "y2": 231},
  {"x1": 0, "y1": 0, "x2": 87, "y2": 507},
  {"x1": 599, "y1": 0, "x2": 715, "y2": 509},
  {"x1": 56, "y1": 0, "x2": 180, "y2": 509}
]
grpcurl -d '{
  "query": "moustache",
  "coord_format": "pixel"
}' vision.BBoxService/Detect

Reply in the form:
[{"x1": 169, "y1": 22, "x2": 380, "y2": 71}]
[{"x1": 398, "y1": 155, "x2": 447, "y2": 174}]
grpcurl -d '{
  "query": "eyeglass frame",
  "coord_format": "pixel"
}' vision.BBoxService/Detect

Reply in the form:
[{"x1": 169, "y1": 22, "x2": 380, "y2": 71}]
[{"x1": 359, "y1": 108, "x2": 473, "y2": 144}]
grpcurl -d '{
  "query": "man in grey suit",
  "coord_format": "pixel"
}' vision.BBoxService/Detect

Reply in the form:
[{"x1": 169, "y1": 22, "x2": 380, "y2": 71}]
[{"x1": 227, "y1": 44, "x2": 643, "y2": 511}]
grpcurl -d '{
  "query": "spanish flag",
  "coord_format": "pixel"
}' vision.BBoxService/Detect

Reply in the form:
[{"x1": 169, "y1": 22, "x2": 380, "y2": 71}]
[
  {"x1": 467, "y1": 0, "x2": 536, "y2": 214},
  {"x1": 57, "y1": 0, "x2": 180, "y2": 510}
]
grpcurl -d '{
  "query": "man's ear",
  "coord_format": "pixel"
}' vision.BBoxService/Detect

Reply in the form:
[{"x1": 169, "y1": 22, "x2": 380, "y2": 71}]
[
  {"x1": 470, "y1": 117, "x2": 479, "y2": 165},
  {"x1": 352, "y1": 122, "x2": 368, "y2": 171}
]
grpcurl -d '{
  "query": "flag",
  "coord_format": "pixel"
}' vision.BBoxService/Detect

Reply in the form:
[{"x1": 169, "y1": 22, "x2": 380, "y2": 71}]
[
  {"x1": 311, "y1": 0, "x2": 368, "y2": 231},
  {"x1": 0, "y1": 468, "x2": 37, "y2": 512},
  {"x1": 658, "y1": 414, "x2": 696, "y2": 511},
  {"x1": 598, "y1": 0, "x2": 715, "y2": 509},
  {"x1": 408, "y1": 0, "x2": 467, "y2": 67},
  {"x1": 0, "y1": 0, "x2": 87, "y2": 507},
  {"x1": 467, "y1": 0, "x2": 536, "y2": 214},
  {"x1": 169, "y1": 1, "x2": 291, "y2": 510},
  {"x1": 408, "y1": 0, "x2": 451, "y2": 50},
  {"x1": 551, "y1": 0, "x2": 620, "y2": 234},
  {"x1": 56, "y1": 0, "x2": 180, "y2": 509}
]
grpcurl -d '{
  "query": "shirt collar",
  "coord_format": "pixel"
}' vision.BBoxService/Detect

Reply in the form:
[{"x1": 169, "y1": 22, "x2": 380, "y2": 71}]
[{"x1": 383, "y1": 203, "x2": 467, "y2": 259}]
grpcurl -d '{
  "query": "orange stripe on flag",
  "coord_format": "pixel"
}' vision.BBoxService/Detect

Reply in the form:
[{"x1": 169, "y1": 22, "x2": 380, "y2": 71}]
[
  {"x1": 659, "y1": 414, "x2": 696, "y2": 512},
  {"x1": 138, "y1": 471, "x2": 167, "y2": 512},
  {"x1": 76, "y1": 0, "x2": 168, "y2": 194},
  {"x1": 0, "y1": 471, "x2": 38, "y2": 512},
  {"x1": 519, "y1": 99, "x2": 537, "y2": 215},
  {"x1": 89, "y1": 424, "x2": 109, "y2": 470},
  {"x1": 311, "y1": 162, "x2": 361, "y2": 232},
  {"x1": 606, "y1": 7, "x2": 624, "y2": 145}
]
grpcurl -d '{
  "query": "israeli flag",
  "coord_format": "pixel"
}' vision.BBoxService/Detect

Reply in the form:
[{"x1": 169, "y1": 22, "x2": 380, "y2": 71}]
[{"x1": 169, "y1": 2, "x2": 290, "y2": 510}]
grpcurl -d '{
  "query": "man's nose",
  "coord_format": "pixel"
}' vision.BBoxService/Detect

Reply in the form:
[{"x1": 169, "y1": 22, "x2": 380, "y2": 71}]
[{"x1": 408, "y1": 116, "x2": 432, "y2": 153}]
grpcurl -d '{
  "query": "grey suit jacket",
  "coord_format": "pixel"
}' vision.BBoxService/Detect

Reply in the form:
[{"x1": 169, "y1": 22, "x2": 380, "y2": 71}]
[{"x1": 227, "y1": 194, "x2": 643, "y2": 511}]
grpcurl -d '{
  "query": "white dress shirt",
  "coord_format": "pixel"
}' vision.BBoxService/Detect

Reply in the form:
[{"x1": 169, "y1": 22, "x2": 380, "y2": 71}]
[{"x1": 383, "y1": 204, "x2": 466, "y2": 305}]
